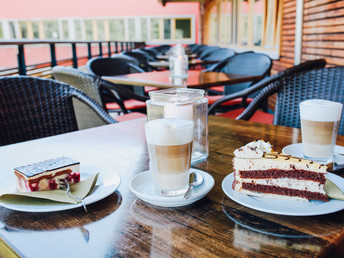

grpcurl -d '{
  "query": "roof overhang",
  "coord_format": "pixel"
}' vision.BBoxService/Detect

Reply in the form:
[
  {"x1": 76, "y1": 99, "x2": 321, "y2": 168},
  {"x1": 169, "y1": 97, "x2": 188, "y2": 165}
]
[{"x1": 159, "y1": 0, "x2": 205, "y2": 6}]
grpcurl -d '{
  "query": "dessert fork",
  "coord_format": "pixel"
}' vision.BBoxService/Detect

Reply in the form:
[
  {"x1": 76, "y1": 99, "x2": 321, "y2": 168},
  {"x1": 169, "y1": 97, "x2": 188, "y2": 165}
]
[{"x1": 57, "y1": 178, "x2": 88, "y2": 213}]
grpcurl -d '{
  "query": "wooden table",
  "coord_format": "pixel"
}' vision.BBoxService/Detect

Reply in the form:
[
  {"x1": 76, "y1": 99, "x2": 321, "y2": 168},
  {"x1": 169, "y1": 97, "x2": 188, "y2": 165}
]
[
  {"x1": 149, "y1": 59, "x2": 219, "y2": 68},
  {"x1": 1, "y1": 117, "x2": 344, "y2": 257},
  {"x1": 103, "y1": 70, "x2": 262, "y2": 90},
  {"x1": 156, "y1": 53, "x2": 198, "y2": 60}
]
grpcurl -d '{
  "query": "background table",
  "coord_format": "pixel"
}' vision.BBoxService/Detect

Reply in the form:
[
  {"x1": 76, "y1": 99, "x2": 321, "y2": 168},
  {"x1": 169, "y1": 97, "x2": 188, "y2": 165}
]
[
  {"x1": 103, "y1": 70, "x2": 262, "y2": 89},
  {"x1": 1, "y1": 117, "x2": 344, "y2": 257},
  {"x1": 149, "y1": 59, "x2": 219, "y2": 69}
]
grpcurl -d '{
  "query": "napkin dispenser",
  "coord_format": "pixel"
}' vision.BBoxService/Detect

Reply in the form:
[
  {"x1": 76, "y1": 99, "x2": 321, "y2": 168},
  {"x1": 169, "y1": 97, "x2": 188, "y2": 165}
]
[
  {"x1": 169, "y1": 44, "x2": 188, "y2": 78},
  {"x1": 147, "y1": 88, "x2": 208, "y2": 164}
]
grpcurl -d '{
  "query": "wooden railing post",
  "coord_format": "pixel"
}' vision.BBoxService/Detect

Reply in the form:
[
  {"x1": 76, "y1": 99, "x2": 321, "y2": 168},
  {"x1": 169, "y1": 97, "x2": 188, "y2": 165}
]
[
  {"x1": 71, "y1": 43, "x2": 78, "y2": 68},
  {"x1": 49, "y1": 43, "x2": 57, "y2": 67},
  {"x1": 17, "y1": 44, "x2": 26, "y2": 75}
]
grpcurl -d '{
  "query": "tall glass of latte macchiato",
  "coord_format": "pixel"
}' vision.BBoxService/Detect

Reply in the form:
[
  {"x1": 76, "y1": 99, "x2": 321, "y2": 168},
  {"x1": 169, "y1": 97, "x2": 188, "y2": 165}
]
[
  {"x1": 300, "y1": 99, "x2": 343, "y2": 162},
  {"x1": 145, "y1": 118, "x2": 194, "y2": 196}
]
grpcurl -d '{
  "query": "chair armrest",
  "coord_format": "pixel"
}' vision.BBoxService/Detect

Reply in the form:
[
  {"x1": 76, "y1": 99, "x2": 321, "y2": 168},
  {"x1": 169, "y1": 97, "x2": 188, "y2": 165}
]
[
  {"x1": 73, "y1": 88, "x2": 118, "y2": 124},
  {"x1": 208, "y1": 76, "x2": 274, "y2": 114},
  {"x1": 208, "y1": 59, "x2": 327, "y2": 119},
  {"x1": 99, "y1": 78, "x2": 149, "y2": 102},
  {"x1": 128, "y1": 63, "x2": 146, "y2": 73}
]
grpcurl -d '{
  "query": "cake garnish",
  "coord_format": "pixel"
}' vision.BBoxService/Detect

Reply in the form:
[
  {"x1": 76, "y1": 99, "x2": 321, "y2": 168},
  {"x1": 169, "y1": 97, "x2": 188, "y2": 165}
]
[
  {"x1": 234, "y1": 140, "x2": 273, "y2": 159},
  {"x1": 246, "y1": 140, "x2": 273, "y2": 153},
  {"x1": 234, "y1": 146, "x2": 263, "y2": 159}
]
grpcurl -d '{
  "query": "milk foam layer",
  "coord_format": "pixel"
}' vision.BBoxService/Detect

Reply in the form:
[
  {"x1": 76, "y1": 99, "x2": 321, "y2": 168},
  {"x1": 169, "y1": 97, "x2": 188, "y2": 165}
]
[
  {"x1": 145, "y1": 118, "x2": 194, "y2": 146},
  {"x1": 300, "y1": 99, "x2": 343, "y2": 122}
]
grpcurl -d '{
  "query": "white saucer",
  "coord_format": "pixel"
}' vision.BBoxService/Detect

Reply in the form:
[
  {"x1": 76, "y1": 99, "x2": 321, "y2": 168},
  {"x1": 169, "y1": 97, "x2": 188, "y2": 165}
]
[
  {"x1": 129, "y1": 168, "x2": 214, "y2": 207},
  {"x1": 282, "y1": 143, "x2": 344, "y2": 165}
]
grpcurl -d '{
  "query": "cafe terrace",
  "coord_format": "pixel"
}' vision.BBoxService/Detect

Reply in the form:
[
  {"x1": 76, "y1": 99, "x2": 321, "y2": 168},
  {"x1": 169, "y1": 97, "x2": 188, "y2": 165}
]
[{"x1": 0, "y1": 0, "x2": 344, "y2": 257}]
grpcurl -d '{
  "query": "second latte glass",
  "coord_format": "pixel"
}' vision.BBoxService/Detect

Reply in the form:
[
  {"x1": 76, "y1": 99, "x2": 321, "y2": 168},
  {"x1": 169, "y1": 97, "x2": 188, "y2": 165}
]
[{"x1": 300, "y1": 99, "x2": 343, "y2": 162}]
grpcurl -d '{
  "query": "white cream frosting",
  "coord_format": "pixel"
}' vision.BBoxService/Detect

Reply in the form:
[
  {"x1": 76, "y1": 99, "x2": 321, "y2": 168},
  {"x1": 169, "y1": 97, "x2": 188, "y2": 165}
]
[
  {"x1": 246, "y1": 140, "x2": 273, "y2": 153},
  {"x1": 234, "y1": 140, "x2": 272, "y2": 159},
  {"x1": 234, "y1": 146, "x2": 263, "y2": 159}
]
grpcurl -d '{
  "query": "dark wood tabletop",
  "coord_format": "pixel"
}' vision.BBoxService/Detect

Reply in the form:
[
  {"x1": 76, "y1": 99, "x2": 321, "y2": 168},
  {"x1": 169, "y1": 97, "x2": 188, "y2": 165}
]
[
  {"x1": 156, "y1": 53, "x2": 198, "y2": 60},
  {"x1": 103, "y1": 70, "x2": 262, "y2": 90},
  {"x1": 1, "y1": 116, "x2": 344, "y2": 257},
  {"x1": 149, "y1": 59, "x2": 219, "y2": 68}
]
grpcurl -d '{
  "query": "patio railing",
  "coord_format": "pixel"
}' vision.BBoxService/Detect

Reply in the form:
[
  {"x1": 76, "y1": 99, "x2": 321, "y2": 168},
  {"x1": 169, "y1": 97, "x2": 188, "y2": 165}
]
[{"x1": 0, "y1": 40, "x2": 145, "y2": 77}]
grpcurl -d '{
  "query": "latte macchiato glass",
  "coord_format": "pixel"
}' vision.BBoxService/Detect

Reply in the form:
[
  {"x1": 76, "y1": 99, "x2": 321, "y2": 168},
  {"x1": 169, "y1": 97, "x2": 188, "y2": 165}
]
[
  {"x1": 145, "y1": 118, "x2": 194, "y2": 196},
  {"x1": 300, "y1": 99, "x2": 343, "y2": 162}
]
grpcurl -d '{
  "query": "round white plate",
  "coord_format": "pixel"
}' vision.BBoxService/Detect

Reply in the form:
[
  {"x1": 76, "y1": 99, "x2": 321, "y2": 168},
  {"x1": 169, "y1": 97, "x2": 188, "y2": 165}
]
[
  {"x1": 222, "y1": 172, "x2": 344, "y2": 216},
  {"x1": 129, "y1": 168, "x2": 214, "y2": 207},
  {"x1": 0, "y1": 165, "x2": 121, "y2": 212},
  {"x1": 282, "y1": 143, "x2": 344, "y2": 165}
]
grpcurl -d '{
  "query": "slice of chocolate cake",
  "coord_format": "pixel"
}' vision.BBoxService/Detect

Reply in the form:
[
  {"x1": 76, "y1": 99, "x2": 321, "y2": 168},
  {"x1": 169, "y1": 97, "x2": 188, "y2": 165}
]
[
  {"x1": 232, "y1": 140, "x2": 328, "y2": 202},
  {"x1": 14, "y1": 157, "x2": 80, "y2": 192}
]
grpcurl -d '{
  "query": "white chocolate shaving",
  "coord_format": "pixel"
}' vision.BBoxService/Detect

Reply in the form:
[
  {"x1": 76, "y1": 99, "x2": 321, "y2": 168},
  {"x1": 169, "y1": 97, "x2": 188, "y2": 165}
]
[{"x1": 234, "y1": 140, "x2": 272, "y2": 159}]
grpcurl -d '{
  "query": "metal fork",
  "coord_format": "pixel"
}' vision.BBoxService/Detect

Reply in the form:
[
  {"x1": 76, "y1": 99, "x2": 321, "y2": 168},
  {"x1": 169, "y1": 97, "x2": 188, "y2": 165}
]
[{"x1": 57, "y1": 178, "x2": 88, "y2": 213}]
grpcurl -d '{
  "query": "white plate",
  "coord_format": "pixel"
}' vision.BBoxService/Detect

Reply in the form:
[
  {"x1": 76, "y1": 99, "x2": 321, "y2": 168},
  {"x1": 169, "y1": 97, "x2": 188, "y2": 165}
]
[
  {"x1": 222, "y1": 172, "x2": 344, "y2": 216},
  {"x1": 0, "y1": 165, "x2": 121, "y2": 212},
  {"x1": 129, "y1": 168, "x2": 214, "y2": 207},
  {"x1": 282, "y1": 143, "x2": 344, "y2": 165}
]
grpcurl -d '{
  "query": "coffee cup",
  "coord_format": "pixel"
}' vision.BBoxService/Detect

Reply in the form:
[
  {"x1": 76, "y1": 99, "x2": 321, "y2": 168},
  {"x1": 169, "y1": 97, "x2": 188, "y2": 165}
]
[
  {"x1": 145, "y1": 118, "x2": 194, "y2": 196},
  {"x1": 300, "y1": 99, "x2": 343, "y2": 162}
]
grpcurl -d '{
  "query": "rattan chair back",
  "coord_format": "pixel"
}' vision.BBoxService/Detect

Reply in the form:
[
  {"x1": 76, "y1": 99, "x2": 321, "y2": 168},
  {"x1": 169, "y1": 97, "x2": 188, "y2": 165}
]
[
  {"x1": 235, "y1": 61, "x2": 344, "y2": 134},
  {"x1": 0, "y1": 76, "x2": 117, "y2": 146},
  {"x1": 273, "y1": 66, "x2": 344, "y2": 133},
  {"x1": 52, "y1": 66, "x2": 148, "y2": 114},
  {"x1": 208, "y1": 59, "x2": 327, "y2": 118},
  {"x1": 111, "y1": 54, "x2": 140, "y2": 67},
  {"x1": 121, "y1": 51, "x2": 157, "y2": 72},
  {"x1": 86, "y1": 57, "x2": 146, "y2": 97},
  {"x1": 217, "y1": 52, "x2": 272, "y2": 95},
  {"x1": 87, "y1": 57, "x2": 145, "y2": 77},
  {"x1": 201, "y1": 48, "x2": 236, "y2": 62},
  {"x1": 198, "y1": 46, "x2": 220, "y2": 60}
]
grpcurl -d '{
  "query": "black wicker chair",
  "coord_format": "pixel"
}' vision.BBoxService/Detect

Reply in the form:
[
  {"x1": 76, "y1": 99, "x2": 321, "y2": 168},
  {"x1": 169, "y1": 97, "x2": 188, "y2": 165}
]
[
  {"x1": 208, "y1": 59, "x2": 336, "y2": 129},
  {"x1": 192, "y1": 44, "x2": 208, "y2": 55},
  {"x1": 238, "y1": 64, "x2": 344, "y2": 134},
  {"x1": 87, "y1": 56, "x2": 145, "y2": 76},
  {"x1": 205, "y1": 52, "x2": 272, "y2": 112},
  {"x1": 201, "y1": 48, "x2": 236, "y2": 63},
  {"x1": 86, "y1": 56, "x2": 147, "y2": 97},
  {"x1": 151, "y1": 45, "x2": 171, "y2": 55},
  {"x1": 121, "y1": 51, "x2": 158, "y2": 72},
  {"x1": 111, "y1": 54, "x2": 141, "y2": 67},
  {"x1": 198, "y1": 46, "x2": 220, "y2": 60},
  {"x1": 140, "y1": 48, "x2": 160, "y2": 60},
  {"x1": 52, "y1": 66, "x2": 148, "y2": 114},
  {"x1": 212, "y1": 52, "x2": 272, "y2": 95},
  {"x1": 0, "y1": 76, "x2": 117, "y2": 146},
  {"x1": 135, "y1": 49, "x2": 157, "y2": 62}
]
